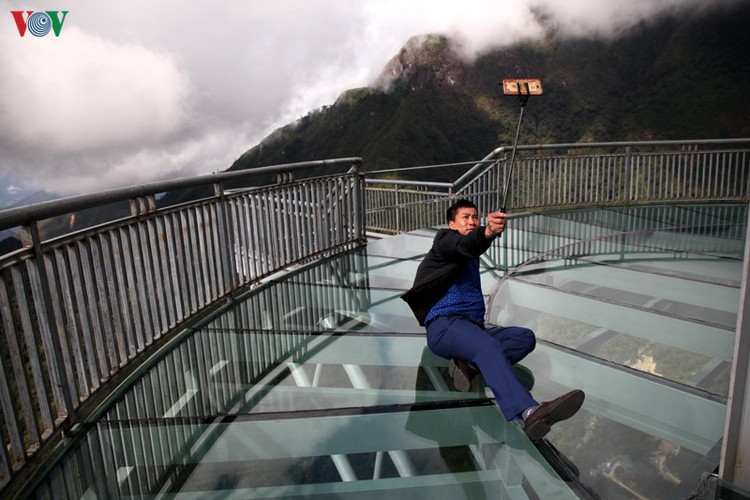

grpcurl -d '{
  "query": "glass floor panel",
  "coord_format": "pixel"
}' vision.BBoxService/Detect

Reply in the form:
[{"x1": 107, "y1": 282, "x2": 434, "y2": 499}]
[{"x1": 26, "y1": 203, "x2": 746, "y2": 499}]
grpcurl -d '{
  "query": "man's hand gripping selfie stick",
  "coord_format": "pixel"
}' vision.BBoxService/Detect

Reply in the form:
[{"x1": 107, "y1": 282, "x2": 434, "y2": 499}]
[{"x1": 499, "y1": 79, "x2": 542, "y2": 213}]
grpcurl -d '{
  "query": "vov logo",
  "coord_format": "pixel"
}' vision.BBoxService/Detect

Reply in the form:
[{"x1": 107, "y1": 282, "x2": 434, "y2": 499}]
[{"x1": 11, "y1": 10, "x2": 69, "y2": 37}]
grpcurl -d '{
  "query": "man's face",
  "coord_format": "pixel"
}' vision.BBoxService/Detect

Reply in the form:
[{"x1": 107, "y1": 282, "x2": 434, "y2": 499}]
[{"x1": 448, "y1": 207, "x2": 479, "y2": 235}]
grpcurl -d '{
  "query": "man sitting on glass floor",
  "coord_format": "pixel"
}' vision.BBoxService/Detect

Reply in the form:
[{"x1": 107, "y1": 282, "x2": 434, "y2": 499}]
[{"x1": 402, "y1": 198, "x2": 584, "y2": 440}]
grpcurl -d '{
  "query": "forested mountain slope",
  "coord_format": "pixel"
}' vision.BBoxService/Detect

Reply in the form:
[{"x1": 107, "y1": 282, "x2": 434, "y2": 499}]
[{"x1": 229, "y1": 2, "x2": 750, "y2": 181}]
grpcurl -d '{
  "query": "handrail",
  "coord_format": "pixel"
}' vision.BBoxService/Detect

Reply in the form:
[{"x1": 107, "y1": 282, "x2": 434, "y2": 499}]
[
  {"x1": 0, "y1": 157, "x2": 362, "y2": 230},
  {"x1": 509, "y1": 137, "x2": 750, "y2": 151},
  {"x1": 453, "y1": 147, "x2": 504, "y2": 190},
  {"x1": 365, "y1": 179, "x2": 453, "y2": 188}
]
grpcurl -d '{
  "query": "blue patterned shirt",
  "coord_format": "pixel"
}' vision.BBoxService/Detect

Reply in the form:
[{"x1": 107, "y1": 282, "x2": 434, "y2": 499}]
[{"x1": 425, "y1": 258, "x2": 485, "y2": 324}]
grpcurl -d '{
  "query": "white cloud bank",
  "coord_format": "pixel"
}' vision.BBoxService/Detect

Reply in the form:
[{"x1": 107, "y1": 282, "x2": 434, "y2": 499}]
[{"x1": 1, "y1": 27, "x2": 191, "y2": 151}]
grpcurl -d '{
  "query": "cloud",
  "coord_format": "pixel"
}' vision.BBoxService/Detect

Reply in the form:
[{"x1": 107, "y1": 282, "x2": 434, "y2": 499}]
[
  {"x1": 357, "y1": 0, "x2": 545, "y2": 60},
  {"x1": 0, "y1": 27, "x2": 192, "y2": 152},
  {"x1": 532, "y1": 0, "x2": 721, "y2": 37},
  {"x1": 0, "y1": 20, "x2": 203, "y2": 194},
  {"x1": 0, "y1": 0, "x2": 737, "y2": 199}
]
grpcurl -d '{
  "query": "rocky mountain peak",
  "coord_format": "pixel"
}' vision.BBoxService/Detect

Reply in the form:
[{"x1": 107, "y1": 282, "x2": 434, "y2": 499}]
[{"x1": 374, "y1": 34, "x2": 467, "y2": 92}]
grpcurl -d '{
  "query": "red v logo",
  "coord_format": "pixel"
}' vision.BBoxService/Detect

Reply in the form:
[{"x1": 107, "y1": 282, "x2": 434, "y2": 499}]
[{"x1": 10, "y1": 11, "x2": 33, "y2": 37}]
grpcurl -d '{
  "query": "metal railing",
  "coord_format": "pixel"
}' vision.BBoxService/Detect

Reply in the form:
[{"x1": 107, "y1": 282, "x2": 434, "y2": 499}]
[
  {"x1": 364, "y1": 139, "x2": 750, "y2": 234},
  {"x1": 0, "y1": 158, "x2": 364, "y2": 493}
]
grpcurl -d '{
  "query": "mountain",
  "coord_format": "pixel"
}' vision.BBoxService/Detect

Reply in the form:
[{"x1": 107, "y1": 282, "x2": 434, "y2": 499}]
[
  {"x1": 228, "y1": 2, "x2": 750, "y2": 181},
  {"x1": 0, "y1": 176, "x2": 61, "y2": 210},
  {"x1": 0, "y1": 179, "x2": 62, "y2": 253}
]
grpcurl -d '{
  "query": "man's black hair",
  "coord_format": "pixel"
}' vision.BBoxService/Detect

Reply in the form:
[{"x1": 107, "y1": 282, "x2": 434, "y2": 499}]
[{"x1": 446, "y1": 199, "x2": 478, "y2": 223}]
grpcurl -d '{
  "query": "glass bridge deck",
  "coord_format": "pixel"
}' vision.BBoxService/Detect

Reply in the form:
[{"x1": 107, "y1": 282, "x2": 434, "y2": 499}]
[{"x1": 26, "y1": 204, "x2": 746, "y2": 499}]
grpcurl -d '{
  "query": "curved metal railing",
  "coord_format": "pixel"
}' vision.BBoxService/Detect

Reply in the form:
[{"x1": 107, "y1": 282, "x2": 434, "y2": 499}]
[
  {"x1": 0, "y1": 158, "x2": 364, "y2": 494},
  {"x1": 364, "y1": 139, "x2": 750, "y2": 234}
]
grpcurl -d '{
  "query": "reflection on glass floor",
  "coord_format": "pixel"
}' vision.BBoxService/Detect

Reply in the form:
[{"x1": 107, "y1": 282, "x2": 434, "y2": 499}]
[{"x1": 27, "y1": 204, "x2": 745, "y2": 499}]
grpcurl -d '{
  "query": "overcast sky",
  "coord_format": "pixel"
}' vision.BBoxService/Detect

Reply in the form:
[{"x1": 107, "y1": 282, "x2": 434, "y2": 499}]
[{"x1": 0, "y1": 0, "x2": 727, "y2": 200}]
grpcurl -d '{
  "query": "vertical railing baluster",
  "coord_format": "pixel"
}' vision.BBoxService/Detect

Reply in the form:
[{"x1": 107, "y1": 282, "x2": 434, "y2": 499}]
[{"x1": 0, "y1": 278, "x2": 28, "y2": 464}]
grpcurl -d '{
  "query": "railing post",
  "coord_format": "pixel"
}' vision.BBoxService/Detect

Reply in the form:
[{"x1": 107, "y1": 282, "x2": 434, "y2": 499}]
[
  {"x1": 214, "y1": 181, "x2": 238, "y2": 297},
  {"x1": 27, "y1": 221, "x2": 76, "y2": 426},
  {"x1": 497, "y1": 155, "x2": 505, "y2": 210},
  {"x1": 720, "y1": 210, "x2": 750, "y2": 489},
  {"x1": 129, "y1": 196, "x2": 156, "y2": 217},
  {"x1": 395, "y1": 183, "x2": 401, "y2": 234},
  {"x1": 624, "y1": 146, "x2": 633, "y2": 201},
  {"x1": 349, "y1": 164, "x2": 365, "y2": 243}
]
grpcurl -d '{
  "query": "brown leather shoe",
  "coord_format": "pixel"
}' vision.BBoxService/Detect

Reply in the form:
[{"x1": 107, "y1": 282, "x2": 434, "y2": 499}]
[
  {"x1": 449, "y1": 359, "x2": 478, "y2": 392},
  {"x1": 523, "y1": 390, "x2": 585, "y2": 441}
]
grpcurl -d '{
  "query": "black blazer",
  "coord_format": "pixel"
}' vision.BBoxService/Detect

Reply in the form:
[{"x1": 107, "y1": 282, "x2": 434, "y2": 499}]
[{"x1": 402, "y1": 226, "x2": 496, "y2": 325}]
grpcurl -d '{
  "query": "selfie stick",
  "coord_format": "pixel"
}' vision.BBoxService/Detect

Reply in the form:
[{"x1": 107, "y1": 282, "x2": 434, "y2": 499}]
[{"x1": 499, "y1": 79, "x2": 543, "y2": 213}]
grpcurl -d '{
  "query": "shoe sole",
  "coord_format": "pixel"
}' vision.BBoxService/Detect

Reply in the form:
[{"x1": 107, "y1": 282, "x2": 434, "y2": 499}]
[
  {"x1": 449, "y1": 360, "x2": 472, "y2": 392},
  {"x1": 525, "y1": 390, "x2": 585, "y2": 441}
]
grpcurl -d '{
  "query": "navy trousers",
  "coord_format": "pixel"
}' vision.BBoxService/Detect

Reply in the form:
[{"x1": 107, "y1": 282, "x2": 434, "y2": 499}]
[{"x1": 426, "y1": 315, "x2": 538, "y2": 421}]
